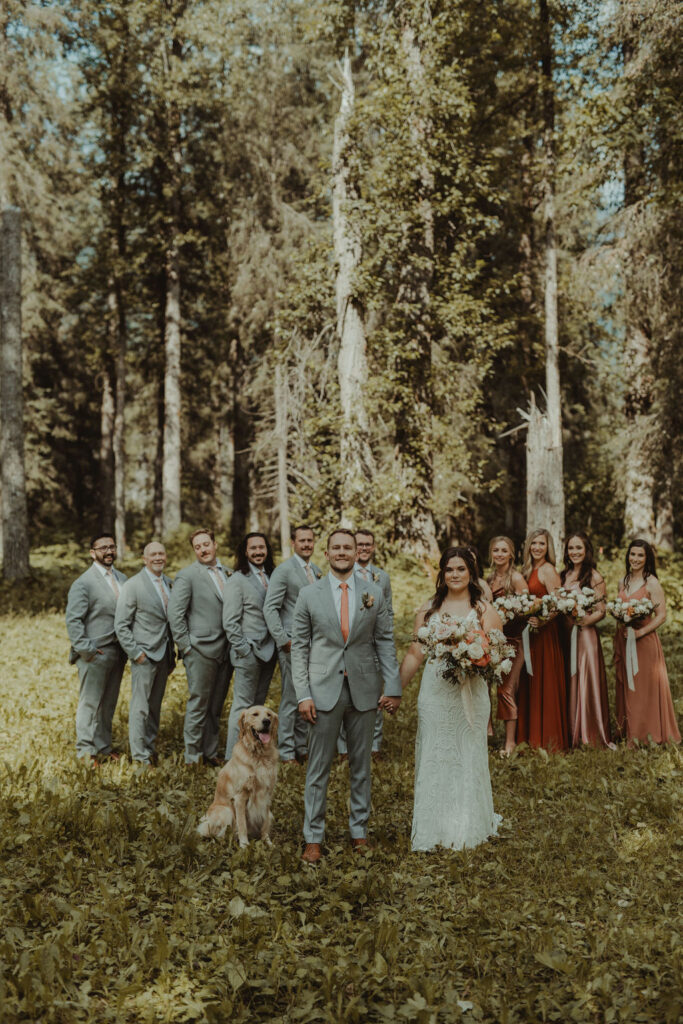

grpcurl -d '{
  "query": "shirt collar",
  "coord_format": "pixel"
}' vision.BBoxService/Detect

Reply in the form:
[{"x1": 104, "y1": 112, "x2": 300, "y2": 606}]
[
  {"x1": 293, "y1": 553, "x2": 311, "y2": 569},
  {"x1": 144, "y1": 566, "x2": 165, "y2": 583},
  {"x1": 93, "y1": 561, "x2": 111, "y2": 577},
  {"x1": 250, "y1": 561, "x2": 268, "y2": 576},
  {"x1": 329, "y1": 572, "x2": 354, "y2": 591}
]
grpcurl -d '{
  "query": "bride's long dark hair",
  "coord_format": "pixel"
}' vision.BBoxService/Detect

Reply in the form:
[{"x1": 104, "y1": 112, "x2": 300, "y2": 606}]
[{"x1": 424, "y1": 547, "x2": 484, "y2": 622}]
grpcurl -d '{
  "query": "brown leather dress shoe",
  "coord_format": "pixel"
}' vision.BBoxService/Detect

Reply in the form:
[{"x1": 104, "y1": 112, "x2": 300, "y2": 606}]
[
  {"x1": 302, "y1": 843, "x2": 322, "y2": 864},
  {"x1": 351, "y1": 837, "x2": 369, "y2": 850},
  {"x1": 203, "y1": 755, "x2": 225, "y2": 767}
]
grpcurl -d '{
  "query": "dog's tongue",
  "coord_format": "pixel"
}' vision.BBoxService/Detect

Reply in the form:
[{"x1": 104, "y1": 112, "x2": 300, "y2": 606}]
[{"x1": 258, "y1": 732, "x2": 271, "y2": 744}]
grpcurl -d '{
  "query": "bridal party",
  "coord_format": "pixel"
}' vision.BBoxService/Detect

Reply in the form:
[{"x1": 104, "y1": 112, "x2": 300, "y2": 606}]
[{"x1": 65, "y1": 523, "x2": 681, "y2": 858}]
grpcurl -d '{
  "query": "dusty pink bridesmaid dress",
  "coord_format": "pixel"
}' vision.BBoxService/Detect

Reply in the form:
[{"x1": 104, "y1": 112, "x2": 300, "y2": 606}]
[
  {"x1": 613, "y1": 583, "x2": 681, "y2": 746},
  {"x1": 564, "y1": 579, "x2": 614, "y2": 749}
]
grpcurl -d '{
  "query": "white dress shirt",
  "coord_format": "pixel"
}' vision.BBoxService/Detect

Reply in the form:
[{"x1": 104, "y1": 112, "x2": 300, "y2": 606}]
[
  {"x1": 250, "y1": 562, "x2": 270, "y2": 587},
  {"x1": 294, "y1": 553, "x2": 315, "y2": 580},
  {"x1": 145, "y1": 567, "x2": 170, "y2": 611},
  {"x1": 93, "y1": 560, "x2": 120, "y2": 596},
  {"x1": 207, "y1": 560, "x2": 228, "y2": 596},
  {"x1": 328, "y1": 572, "x2": 355, "y2": 632}
]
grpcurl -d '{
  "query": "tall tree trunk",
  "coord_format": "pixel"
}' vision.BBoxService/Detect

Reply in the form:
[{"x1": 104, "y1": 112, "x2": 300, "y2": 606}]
[
  {"x1": 655, "y1": 488, "x2": 674, "y2": 552},
  {"x1": 333, "y1": 53, "x2": 374, "y2": 526},
  {"x1": 108, "y1": 275, "x2": 127, "y2": 553},
  {"x1": 275, "y1": 362, "x2": 291, "y2": 557},
  {"x1": 231, "y1": 337, "x2": 250, "y2": 544},
  {"x1": 526, "y1": 0, "x2": 564, "y2": 556},
  {"x1": 99, "y1": 368, "x2": 115, "y2": 529},
  {"x1": 393, "y1": 22, "x2": 438, "y2": 563},
  {"x1": 0, "y1": 206, "x2": 30, "y2": 578},
  {"x1": 160, "y1": 32, "x2": 182, "y2": 536},
  {"x1": 153, "y1": 375, "x2": 164, "y2": 537},
  {"x1": 621, "y1": 19, "x2": 655, "y2": 542}
]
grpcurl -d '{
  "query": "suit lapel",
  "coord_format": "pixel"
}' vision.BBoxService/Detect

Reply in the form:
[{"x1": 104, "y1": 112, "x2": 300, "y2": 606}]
[
  {"x1": 196, "y1": 560, "x2": 223, "y2": 603},
  {"x1": 319, "y1": 576, "x2": 343, "y2": 640},
  {"x1": 246, "y1": 569, "x2": 267, "y2": 605},
  {"x1": 346, "y1": 582, "x2": 365, "y2": 643},
  {"x1": 140, "y1": 568, "x2": 166, "y2": 614}
]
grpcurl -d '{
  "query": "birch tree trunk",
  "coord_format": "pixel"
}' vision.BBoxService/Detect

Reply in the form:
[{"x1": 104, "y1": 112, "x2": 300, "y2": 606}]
[
  {"x1": 0, "y1": 206, "x2": 30, "y2": 578},
  {"x1": 160, "y1": 34, "x2": 182, "y2": 536},
  {"x1": 333, "y1": 53, "x2": 374, "y2": 526},
  {"x1": 153, "y1": 376, "x2": 164, "y2": 537},
  {"x1": 526, "y1": 0, "x2": 564, "y2": 555},
  {"x1": 394, "y1": 22, "x2": 439, "y2": 563},
  {"x1": 621, "y1": 19, "x2": 655, "y2": 542},
  {"x1": 108, "y1": 277, "x2": 127, "y2": 553},
  {"x1": 231, "y1": 336, "x2": 250, "y2": 544},
  {"x1": 655, "y1": 489, "x2": 674, "y2": 552},
  {"x1": 99, "y1": 368, "x2": 115, "y2": 529},
  {"x1": 275, "y1": 363, "x2": 291, "y2": 557}
]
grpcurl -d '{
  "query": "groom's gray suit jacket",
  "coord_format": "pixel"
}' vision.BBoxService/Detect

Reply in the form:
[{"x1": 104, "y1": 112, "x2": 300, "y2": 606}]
[{"x1": 290, "y1": 575, "x2": 402, "y2": 712}]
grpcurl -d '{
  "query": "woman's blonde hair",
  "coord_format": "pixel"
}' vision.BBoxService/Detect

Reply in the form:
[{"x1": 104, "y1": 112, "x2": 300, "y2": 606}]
[
  {"x1": 522, "y1": 529, "x2": 556, "y2": 579},
  {"x1": 486, "y1": 535, "x2": 516, "y2": 594}
]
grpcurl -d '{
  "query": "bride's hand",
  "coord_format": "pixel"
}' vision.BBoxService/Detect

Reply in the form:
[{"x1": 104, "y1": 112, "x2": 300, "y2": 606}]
[{"x1": 379, "y1": 695, "x2": 401, "y2": 715}]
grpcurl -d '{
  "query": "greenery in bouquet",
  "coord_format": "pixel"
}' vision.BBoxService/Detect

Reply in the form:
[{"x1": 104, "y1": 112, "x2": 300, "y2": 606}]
[{"x1": 606, "y1": 596, "x2": 657, "y2": 628}]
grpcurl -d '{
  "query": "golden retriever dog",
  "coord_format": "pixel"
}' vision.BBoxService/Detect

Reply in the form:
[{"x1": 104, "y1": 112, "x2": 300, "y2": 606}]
[{"x1": 197, "y1": 706, "x2": 279, "y2": 846}]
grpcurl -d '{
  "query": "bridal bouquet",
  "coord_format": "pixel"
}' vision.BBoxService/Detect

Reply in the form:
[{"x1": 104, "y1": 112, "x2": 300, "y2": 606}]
[
  {"x1": 416, "y1": 616, "x2": 515, "y2": 687},
  {"x1": 606, "y1": 596, "x2": 656, "y2": 626},
  {"x1": 555, "y1": 586, "x2": 600, "y2": 621}
]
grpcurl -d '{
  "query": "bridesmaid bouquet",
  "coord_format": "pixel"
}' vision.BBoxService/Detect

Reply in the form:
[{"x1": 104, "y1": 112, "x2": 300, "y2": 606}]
[
  {"x1": 606, "y1": 596, "x2": 656, "y2": 627},
  {"x1": 417, "y1": 616, "x2": 515, "y2": 687},
  {"x1": 493, "y1": 591, "x2": 551, "y2": 624},
  {"x1": 555, "y1": 586, "x2": 600, "y2": 621}
]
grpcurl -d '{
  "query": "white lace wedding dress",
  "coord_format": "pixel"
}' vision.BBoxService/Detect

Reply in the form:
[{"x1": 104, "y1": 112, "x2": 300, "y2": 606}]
[{"x1": 411, "y1": 609, "x2": 502, "y2": 852}]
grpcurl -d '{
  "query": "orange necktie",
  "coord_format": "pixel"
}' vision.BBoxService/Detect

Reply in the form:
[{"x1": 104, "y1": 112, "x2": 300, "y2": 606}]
[{"x1": 340, "y1": 582, "x2": 349, "y2": 642}]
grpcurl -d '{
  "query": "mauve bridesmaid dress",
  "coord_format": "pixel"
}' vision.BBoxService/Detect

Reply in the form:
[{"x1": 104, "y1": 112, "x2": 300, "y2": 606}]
[
  {"x1": 564, "y1": 578, "x2": 614, "y2": 749},
  {"x1": 491, "y1": 582, "x2": 524, "y2": 725},
  {"x1": 516, "y1": 568, "x2": 569, "y2": 752},
  {"x1": 613, "y1": 583, "x2": 681, "y2": 746}
]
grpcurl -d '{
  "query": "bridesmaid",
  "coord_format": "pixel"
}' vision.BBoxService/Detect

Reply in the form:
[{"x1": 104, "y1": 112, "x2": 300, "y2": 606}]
[
  {"x1": 613, "y1": 540, "x2": 681, "y2": 746},
  {"x1": 487, "y1": 536, "x2": 528, "y2": 754},
  {"x1": 560, "y1": 533, "x2": 614, "y2": 749},
  {"x1": 516, "y1": 529, "x2": 569, "y2": 752}
]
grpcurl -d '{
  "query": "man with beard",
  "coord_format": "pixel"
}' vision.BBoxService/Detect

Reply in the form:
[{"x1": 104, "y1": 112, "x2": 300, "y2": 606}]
[
  {"x1": 168, "y1": 529, "x2": 233, "y2": 767},
  {"x1": 65, "y1": 534, "x2": 128, "y2": 764},
  {"x1": 223, "y1": 533, "x2": 278, "y2": 759}
]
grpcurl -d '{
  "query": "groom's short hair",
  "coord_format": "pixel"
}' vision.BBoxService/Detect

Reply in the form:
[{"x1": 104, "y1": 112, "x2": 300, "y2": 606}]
[{"x1": 326, "y1": 527, "x2": 357, "y2": 550}]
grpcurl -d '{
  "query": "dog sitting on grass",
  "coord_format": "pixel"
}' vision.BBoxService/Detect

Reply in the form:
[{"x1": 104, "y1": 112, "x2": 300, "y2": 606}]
[{"x1": 197, "y1": 705, "x2": 279, "y2": 846}]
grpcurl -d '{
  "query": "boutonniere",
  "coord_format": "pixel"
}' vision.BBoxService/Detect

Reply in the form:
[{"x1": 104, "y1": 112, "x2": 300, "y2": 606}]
[
  {"x1": 361, "y1": 592, "x2": 375, "y2": 609},
  {"x1": 371, "y1": 571, "x2": 380, "y2": 584},
  {"x1": 314, "y1": 570, "x2": 322, "y2": 580}
]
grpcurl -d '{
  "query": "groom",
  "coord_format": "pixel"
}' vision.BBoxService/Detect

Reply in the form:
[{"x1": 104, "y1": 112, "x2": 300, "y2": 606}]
[{"x1": 291, "y1": 528, "x2": 402, "y2": 863}]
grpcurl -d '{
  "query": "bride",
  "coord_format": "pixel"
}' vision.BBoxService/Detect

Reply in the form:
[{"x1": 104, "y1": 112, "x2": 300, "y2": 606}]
[{"x1": 401, "y1": 546, "x2": 504, "y2": 852}]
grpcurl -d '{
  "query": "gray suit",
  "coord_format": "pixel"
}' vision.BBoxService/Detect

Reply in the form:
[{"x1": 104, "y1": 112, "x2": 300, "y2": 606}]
[
  {"x1": 291, "y1": 574, "x2": 401, "y2": 843},
  {"x1": 222, "y1": 569, "x2": 277, "y2": 758},
  {"x1": 167, "y1": 560, "x2": 232, "y2": 763},
  {"x1": 65, "y1": 563, "x2": 128, "y2": 758},
  {"x1": 115, "y1": 569, "x2": 175, "y2": 763},
  {"x1": 263, "y1": 555, "x2": 321, "y2": 760},
  {"x1": 338, "y1": 562, "x2": 395, "y2": 755}
]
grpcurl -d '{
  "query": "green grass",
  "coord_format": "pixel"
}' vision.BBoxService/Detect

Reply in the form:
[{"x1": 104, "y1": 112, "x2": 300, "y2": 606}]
[{"x1": 0, "y1": 551, "x2": 681, "y2": 1023}]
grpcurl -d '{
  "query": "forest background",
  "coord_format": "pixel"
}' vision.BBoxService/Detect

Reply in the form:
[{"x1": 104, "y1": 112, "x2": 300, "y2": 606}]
[{"x1": 0, "y1": 0, "x2": 681, "y2": 569}]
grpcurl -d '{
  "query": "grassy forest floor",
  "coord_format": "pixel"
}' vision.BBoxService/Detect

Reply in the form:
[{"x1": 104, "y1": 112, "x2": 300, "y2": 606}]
[{"x1": 0, "y1": 546, "x2": 681, "y2": 1023}]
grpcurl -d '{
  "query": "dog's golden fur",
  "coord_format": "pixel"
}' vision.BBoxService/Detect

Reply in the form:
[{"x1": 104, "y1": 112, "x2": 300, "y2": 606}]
[{"x1": 197, "y1": 705, "x2": 279, "y2": 846}]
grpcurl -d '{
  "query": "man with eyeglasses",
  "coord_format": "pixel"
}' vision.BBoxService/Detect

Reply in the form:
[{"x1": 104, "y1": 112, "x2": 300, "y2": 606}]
[{"x1": 66, "y1": 534, "x2": 129, "y2": 764}]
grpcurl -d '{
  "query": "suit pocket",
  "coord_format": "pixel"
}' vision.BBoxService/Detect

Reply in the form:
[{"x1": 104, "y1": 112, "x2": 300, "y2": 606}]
[{"x1": 308, "y1": 662, "x2": 328, "y2": 681}]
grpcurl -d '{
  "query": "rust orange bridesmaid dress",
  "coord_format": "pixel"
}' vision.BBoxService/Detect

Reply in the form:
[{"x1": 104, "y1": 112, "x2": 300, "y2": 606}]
[
  {"x1": 564, "y1": 579, "x2": 614, "y2": 749},
  {"x1": 491, "y1": 582, "x2": 524, "y2": 727},
  {"x1": 516, "y1": 568, "x2": 569, "y2": 752},
  {"x1": 614, "y1": 583, "x2": 681, "y2": 746}
]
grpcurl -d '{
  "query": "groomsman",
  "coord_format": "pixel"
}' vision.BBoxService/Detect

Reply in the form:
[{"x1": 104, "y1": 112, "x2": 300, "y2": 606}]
[
  {"x1": 65, "y1": 534, "x2": 128, "y2": 763},
  {"x1": 115, "y1": 542, "x2": 175, "y2": 766},
  {"x1": 168, "y1": 529, "x2": 232, "y2": 766},
  {"x1": 291, "y1": 529, "x2": 402, "y2": 863},
  {"x1": 223, "y1": 533, "x2": 278, "y2": 759},
  {"x1": 338, "y1": 528, "x2": 394, "y2": 759},
  {"x1": 263, "y1": 525, "x2": 322, "y2": 764}
]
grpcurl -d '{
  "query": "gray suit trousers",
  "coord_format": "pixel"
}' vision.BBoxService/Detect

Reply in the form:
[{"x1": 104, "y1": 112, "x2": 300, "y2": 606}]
[
  {"x1": 337, "y1": 708, "x2": 384, "y2": 755},
  {"x1": 225, "y1": 651, "x2": 277, "y2": 759},
  {"x1": 304, "y1": 679, "x2": 376, "y2": 843},
  {"x1": 277, "y1": 650, "x2": 309, "y2": 760},
  {"x1": 183, "y1": 648, "x2": 232, "y2": 763},
  {"x1": 129, "y1": 648, "x2": 173, "y2": 763},
  {"x1": 75, "y1": 643, "x2": 127, "y2": 757}
]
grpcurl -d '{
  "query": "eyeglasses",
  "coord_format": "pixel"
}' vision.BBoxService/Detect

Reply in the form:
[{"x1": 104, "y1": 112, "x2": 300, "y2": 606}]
[{"x1": 94, "y1": 545, "x2": 116, "y2": 552}]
